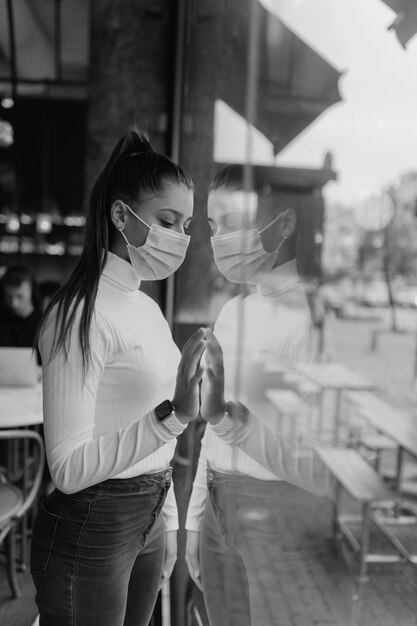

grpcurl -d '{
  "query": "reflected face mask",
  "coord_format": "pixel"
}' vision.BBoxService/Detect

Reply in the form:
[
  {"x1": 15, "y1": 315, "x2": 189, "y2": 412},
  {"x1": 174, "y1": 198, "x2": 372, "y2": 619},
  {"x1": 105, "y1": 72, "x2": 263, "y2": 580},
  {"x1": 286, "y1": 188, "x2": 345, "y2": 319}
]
[
  {"x1": 211, "y1": 213, "x2": 284, "y2": 284},
  {"x1": 119, "y1": 203, "x2": 190, "y2": 281}
]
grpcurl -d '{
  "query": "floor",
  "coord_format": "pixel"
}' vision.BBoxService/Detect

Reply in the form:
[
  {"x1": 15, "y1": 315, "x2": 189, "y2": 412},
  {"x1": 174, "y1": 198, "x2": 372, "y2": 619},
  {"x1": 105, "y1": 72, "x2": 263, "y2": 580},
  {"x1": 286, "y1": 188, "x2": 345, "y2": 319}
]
[
  {"x1": 0, "y1": 554, "x2": 37, "y2": 626},
  {"x1": 3, "y1": 492, "x2": 417, "y2": 625}
]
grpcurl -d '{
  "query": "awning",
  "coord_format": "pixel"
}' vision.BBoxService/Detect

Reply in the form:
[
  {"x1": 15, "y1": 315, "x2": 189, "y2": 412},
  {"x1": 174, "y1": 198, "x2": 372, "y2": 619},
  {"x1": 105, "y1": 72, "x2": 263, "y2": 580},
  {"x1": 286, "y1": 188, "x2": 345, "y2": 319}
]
[
  {"x1": 380, "y1": 0, "x2": 417, "y2": 48},
  {"x1": 220, "y1": 2, "x2": 342, "y2": 155}
]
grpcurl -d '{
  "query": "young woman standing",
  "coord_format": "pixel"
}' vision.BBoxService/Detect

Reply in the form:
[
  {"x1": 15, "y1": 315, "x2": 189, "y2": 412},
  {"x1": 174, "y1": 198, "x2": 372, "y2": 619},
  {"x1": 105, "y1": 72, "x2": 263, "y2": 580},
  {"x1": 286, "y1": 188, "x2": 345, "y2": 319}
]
[{"x1": 31, "y1": 129, "x2": 206, "y2": 626}]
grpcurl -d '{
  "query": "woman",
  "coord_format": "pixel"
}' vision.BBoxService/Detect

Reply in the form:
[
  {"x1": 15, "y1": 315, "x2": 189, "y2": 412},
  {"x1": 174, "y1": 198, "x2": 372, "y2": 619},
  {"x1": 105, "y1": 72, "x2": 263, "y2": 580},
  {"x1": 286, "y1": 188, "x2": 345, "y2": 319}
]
[
  {"x1": 31, "y1": 129, "x2": 206, "y2": 626},
  {"x1": 185, "y1": 167, "x2": 330, "y2": 626}
]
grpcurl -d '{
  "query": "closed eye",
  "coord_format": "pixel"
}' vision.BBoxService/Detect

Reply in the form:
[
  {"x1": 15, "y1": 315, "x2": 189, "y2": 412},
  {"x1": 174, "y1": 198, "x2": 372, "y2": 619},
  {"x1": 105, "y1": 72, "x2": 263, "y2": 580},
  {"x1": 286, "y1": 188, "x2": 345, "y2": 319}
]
[{"x1": 159, "y1": 219, "x2": 175, "y2": 229}]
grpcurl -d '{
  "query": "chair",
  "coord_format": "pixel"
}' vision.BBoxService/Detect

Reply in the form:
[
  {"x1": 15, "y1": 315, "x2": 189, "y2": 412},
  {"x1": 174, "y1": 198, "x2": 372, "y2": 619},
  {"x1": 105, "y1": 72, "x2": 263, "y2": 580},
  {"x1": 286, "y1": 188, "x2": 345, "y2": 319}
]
[{"x1": 0, "y1": 429, "x2": 45, "y2": 598}]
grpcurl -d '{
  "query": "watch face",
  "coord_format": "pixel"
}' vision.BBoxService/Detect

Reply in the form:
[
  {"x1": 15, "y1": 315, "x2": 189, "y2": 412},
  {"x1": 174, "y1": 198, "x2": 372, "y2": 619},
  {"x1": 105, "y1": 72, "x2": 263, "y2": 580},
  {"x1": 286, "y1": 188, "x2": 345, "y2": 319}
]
[{"x1": 155, "y1": 399, "x2": 174, "y2": 420}]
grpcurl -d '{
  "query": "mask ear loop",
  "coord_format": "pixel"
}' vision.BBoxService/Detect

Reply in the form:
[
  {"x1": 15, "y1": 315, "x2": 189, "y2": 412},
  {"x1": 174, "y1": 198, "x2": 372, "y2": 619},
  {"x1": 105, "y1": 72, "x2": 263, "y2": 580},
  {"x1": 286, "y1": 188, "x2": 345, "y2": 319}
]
[
  {"x1": 258, "y1": 211, "x2": 288, "y2": 259},
  {"x1": 258, "y1": 211, "x2": 284, "y2": 235},
  {"x1": 273, "y1": 234, "x2": 288, "y2": 256},
  {"x1": 119, "y1": 228, "x2": 130, "y2": 245},
  {"x1": 123, "y1": 202, "x2": 151, "y2": 230}
]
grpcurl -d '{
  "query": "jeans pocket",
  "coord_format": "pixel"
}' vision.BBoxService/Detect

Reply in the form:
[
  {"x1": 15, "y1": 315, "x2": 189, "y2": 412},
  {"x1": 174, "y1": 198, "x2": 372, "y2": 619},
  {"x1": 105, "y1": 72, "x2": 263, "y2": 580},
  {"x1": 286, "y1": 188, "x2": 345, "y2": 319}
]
[{"x1": 30, "y1": 500, "x2": 59, "y2": 575}]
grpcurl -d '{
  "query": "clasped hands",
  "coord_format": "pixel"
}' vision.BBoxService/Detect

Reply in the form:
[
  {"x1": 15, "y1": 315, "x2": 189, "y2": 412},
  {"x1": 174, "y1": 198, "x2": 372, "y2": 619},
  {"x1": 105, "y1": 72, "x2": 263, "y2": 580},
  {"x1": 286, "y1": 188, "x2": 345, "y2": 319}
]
[{"x1": 172, "y1": 327, "x2": 228, "y2": 426}]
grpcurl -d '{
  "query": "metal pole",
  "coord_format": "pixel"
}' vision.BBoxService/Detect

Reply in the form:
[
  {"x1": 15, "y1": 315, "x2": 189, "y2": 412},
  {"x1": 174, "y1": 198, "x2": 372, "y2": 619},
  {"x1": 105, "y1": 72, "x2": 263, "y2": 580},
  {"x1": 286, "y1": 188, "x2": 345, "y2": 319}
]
[
  {"x1": 6, "y1": 0, "x2": 17, "y2": 102},
  {"x1": 54, "y1": 0, "x2": 63, "y2": 81},
  {"x1": 234, "y1": 0, "x2": 261, "y2": 403},
  {"x1": 165, "y1": 0, "x2": 189, "y2": 330}
]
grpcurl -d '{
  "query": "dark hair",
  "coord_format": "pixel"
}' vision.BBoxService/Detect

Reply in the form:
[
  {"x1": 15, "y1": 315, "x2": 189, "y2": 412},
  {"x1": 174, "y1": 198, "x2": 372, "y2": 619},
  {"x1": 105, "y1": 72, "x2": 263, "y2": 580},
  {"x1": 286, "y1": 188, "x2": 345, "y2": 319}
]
[
  {"x1": 1, "y1": 265, "x2": 41, "y2": 310},
  {"x1": 38, "y1": 128, "x2": 193, "y2": 370},
  {"x1": 209, "y1": 165, "x2": 248, "y2": 195}
]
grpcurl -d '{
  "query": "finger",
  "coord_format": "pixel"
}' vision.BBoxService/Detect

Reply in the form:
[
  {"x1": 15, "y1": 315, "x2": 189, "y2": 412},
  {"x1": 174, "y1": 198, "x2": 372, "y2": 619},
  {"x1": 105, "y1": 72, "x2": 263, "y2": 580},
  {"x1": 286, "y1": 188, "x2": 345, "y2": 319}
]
[
  {"x1": 181, "y1": 327, "x2": 206, "y2": 357},
  {"x1": 181, "y1": 337, "x2": 207, "y2": 379},
  {"x1": 186, "y1": 557, "x2": 203, "y2": 591},
  {"x1": 206, "y1": 329, "x2": 221, "y2": 350},
  {"x1": 160, "y1": 558, "x2": 176, "y2": 589},
  {"x1": 190, "y1": 572, "x2": 203, "y2": 591},
  {"x1": 196, "y1": 365, "x2": 205, "y2": 379},
  {"x1": 205, "y1": 343, "x2": 224, "y2": 380},
  {"x1": 205, "y1": 336, "x2": 223, "y2": 360},
  {"x1": 205, "y1": 366, "x2": 216, "y2": 385}
]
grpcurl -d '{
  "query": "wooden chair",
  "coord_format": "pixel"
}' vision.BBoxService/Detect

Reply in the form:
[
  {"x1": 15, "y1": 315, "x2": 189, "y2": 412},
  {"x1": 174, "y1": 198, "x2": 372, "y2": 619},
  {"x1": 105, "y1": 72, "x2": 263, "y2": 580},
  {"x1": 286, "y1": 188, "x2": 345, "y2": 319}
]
[{"x1": 0, "y1": 429, "x2": 45, "y2": 598}]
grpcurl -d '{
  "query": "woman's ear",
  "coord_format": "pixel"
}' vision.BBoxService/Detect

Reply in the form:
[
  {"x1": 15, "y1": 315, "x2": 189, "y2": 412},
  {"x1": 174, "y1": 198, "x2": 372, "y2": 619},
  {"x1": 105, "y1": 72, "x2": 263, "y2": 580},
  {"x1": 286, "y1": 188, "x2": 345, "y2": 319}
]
[
  {"x1": 280, "y1": 208, "x2": 297, "y2": 239},
  {"x1": 110, "y1": 200, "x2": 128, "y2": 231}
]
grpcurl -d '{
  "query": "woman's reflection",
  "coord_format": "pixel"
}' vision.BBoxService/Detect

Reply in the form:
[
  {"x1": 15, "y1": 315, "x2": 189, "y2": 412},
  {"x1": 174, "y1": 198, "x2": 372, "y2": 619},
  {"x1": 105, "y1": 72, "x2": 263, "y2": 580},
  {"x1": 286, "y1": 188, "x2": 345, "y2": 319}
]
[{"x1": 185, "y1": 166, "x2": 330, "y2": 626}]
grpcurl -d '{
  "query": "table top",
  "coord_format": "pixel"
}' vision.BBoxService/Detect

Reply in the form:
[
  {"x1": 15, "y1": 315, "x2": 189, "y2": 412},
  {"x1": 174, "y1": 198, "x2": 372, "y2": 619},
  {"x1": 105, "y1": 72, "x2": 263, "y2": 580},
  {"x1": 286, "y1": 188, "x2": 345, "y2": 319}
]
[
  {"x1": 347, "y1": 391, "x2": 417, "y2": 458},
  {"x1": 300, "y1": 362, "x2": 377, "y2": 391},
  {"x1": 265, "y1": 389, "x2": 307, "y2": 414},
  {"x1": 0, "y1": 384, "x2": 43, "y2": 428}
]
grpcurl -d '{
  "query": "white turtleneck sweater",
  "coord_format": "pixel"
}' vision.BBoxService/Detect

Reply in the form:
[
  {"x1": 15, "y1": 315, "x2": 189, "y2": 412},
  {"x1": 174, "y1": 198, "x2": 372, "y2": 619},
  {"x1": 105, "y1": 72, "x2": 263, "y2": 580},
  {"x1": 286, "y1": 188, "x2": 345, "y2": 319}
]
[
  {"x1": 40, "y1": 252, "x2": 181, "y2": 531},
  {"x1": 186, "y1": 260, "x2": 316, "y2": 531}
]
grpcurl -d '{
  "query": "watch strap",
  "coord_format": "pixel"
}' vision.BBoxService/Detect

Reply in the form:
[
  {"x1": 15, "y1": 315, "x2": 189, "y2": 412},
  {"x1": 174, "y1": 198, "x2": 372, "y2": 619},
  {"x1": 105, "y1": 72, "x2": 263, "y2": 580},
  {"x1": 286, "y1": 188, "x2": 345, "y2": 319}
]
[
  {"x1": 210, "y1": 407, "x2": 235, "y2": 435},
  {"x1": 160, "y1": 412, "x2": 187, "y2": 436}
]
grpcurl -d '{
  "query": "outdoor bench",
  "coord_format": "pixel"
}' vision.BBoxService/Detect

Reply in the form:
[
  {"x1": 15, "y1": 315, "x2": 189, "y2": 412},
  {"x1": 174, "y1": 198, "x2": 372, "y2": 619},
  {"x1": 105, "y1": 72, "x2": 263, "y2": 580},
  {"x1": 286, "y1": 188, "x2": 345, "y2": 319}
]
[
  {"x1": 343, "y1": 390, "x2": 399, "y2": 470},
  {"x1": 315, "y1": 446, "x2": 400, "y2": 580}
]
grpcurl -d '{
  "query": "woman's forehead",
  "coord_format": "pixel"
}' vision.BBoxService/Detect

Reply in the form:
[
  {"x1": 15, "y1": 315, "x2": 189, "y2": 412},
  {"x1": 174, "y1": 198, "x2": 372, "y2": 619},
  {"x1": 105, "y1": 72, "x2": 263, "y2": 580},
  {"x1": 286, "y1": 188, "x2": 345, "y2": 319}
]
[
  {"x1": 208, "y1": 189, "x2": 258, "y2": 221},
  {"x1": 141, "y1": 183, "x2": 194, "y2": 217}
]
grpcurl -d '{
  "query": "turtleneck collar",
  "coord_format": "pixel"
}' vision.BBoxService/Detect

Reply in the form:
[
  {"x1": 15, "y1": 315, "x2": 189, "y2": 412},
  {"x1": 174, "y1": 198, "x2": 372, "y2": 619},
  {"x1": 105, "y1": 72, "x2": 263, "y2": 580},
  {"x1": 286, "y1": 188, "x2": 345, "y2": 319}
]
[
  {"x1": 256, "y1": 258, "x2": 300, "y2": 297},
  {"x1": 101, "y1": 251, "x2": 141, "y2": 292}
]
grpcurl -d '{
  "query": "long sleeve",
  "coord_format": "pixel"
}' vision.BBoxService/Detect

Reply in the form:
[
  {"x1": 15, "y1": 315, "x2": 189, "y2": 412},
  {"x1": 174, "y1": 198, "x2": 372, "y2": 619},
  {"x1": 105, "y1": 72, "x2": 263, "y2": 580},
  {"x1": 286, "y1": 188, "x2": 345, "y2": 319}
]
[
  {"x1": 40, "y1": 309, "x2": 177, "y2": 494},
  {"x1": 185, "y1": 428, "x2": 209, "y2": 531},
  {"x1": 213, "y1": 414, "x2": 331, "y2": 498}
]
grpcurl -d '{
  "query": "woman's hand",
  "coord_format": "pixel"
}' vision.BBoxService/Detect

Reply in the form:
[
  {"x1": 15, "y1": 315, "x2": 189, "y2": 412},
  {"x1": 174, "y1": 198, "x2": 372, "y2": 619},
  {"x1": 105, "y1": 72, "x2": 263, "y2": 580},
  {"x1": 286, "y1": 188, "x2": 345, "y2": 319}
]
[
  {"x1": 200, "y1": 330, "x2": 226, "y2": 425},
  {"x1": 160, "y1": 531, "x2": 178, "y2": 588},
  {"x1": 185, "y1": 530, "x2": 203, "y2": 591},
  {"x1": 172, "y1": 328, "x2": 207, "y2": 424}
]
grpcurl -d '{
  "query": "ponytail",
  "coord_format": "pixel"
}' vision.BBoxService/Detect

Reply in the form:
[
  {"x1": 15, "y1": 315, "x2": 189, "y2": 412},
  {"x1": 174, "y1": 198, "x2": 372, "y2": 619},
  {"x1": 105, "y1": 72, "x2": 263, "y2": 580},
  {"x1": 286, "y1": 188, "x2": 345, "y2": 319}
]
[{"x1": 36, "y1": 127, "x2": 193, "y2": 371}]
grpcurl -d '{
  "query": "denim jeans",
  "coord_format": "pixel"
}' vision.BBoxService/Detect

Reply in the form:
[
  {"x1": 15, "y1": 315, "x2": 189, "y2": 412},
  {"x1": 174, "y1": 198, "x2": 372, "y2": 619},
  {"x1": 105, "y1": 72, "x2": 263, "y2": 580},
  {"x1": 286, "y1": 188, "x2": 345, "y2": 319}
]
[
  {"x1": 200, "y1": 468, "x2": 329, "y2": 626},
  {"x1": 31, "y1": 468, "x2": 172, "y2": 626}
]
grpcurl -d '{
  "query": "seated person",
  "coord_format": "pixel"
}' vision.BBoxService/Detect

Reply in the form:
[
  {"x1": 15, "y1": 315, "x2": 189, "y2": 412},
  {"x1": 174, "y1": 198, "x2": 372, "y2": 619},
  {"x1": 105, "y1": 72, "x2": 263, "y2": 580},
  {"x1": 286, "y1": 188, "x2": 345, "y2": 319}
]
[{"x1": 0, "y1": 265, "x2": 42, "y2": 348}]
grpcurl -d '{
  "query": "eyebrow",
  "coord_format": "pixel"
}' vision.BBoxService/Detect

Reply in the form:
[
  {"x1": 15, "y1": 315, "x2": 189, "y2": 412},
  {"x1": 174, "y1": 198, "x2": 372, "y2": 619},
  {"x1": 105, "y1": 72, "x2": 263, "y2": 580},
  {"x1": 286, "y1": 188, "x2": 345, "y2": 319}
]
[{"x1": 159, "y1": 208, "x2": 183, "y2": 215}]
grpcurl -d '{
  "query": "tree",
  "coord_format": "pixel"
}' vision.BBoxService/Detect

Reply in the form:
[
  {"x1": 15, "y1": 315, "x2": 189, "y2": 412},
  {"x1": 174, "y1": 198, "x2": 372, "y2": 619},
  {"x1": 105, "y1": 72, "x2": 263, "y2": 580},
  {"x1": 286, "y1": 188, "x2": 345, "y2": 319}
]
[{"x1": 358, "y1": 190, "x2": 417, "y2": 332}]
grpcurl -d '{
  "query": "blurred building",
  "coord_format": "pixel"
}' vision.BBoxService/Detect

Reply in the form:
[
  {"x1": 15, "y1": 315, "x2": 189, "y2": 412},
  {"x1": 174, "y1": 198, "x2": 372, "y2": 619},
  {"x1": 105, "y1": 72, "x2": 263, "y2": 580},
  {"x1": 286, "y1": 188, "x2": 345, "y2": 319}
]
[{"x1": 397, "y1": 171, "x2": 417, "y2": 213}]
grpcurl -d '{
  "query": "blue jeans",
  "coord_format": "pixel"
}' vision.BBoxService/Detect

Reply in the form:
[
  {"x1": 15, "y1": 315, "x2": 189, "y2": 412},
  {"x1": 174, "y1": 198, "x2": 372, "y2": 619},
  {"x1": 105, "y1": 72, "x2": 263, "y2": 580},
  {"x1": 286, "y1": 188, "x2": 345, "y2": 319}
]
[{"x1": 31, "y1": 468, "x2": 172, "y2": 626}]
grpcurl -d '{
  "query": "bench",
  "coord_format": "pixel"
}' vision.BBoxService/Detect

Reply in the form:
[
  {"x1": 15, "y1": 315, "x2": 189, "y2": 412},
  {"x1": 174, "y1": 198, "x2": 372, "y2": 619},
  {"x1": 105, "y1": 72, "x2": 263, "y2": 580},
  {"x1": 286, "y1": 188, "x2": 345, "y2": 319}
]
[
  {"x1": 343, "y1": 391, "x2": 399, "y2": 472},
  {"x1": 315, "y1": 446, "x2": 399, "y2": 580}
]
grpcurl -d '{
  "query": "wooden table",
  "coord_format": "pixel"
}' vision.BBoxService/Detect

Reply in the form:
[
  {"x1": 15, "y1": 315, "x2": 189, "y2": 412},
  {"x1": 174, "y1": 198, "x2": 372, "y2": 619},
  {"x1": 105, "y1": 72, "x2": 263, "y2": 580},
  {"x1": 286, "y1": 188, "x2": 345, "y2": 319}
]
[
  {"x1": 300, "y1": 363, "x2": 377, "y2": 443},
  {"x1": 0, "y1": 384, "x2": 43, "y2": 429}
]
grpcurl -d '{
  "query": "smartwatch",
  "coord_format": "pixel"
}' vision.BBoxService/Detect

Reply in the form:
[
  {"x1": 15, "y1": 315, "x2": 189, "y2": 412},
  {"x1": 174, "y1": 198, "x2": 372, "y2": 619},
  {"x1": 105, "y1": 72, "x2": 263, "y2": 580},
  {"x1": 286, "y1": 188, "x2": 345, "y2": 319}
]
[
  {"x1": 155, "y1": 399, "x2": 176, "y2": 421},
  {"x1": 154, "y1": 399, "x2": 186, "y2": 436}
]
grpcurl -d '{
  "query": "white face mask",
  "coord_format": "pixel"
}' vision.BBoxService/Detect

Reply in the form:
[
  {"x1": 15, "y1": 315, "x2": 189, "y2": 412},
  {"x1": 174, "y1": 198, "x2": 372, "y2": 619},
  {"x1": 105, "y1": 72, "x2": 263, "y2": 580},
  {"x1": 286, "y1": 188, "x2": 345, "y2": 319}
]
[
  {"x1": 119, "y1": 203, "x2": 190, "y2": 281},
  {"x1": 211, "y1": 213, "x2": 285, "y2": 284}
]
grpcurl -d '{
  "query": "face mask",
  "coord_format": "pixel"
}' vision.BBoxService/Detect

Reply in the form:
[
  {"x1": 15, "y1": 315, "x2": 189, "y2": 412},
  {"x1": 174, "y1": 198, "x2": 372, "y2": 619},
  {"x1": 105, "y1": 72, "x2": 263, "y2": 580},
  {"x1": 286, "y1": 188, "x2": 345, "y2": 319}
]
[
  {"x1": 119, "y1": 203, "x2": 190, "y2": 280},
  {"x1": 211, "y1": 213, "x2": 286, "y2": 284}
]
